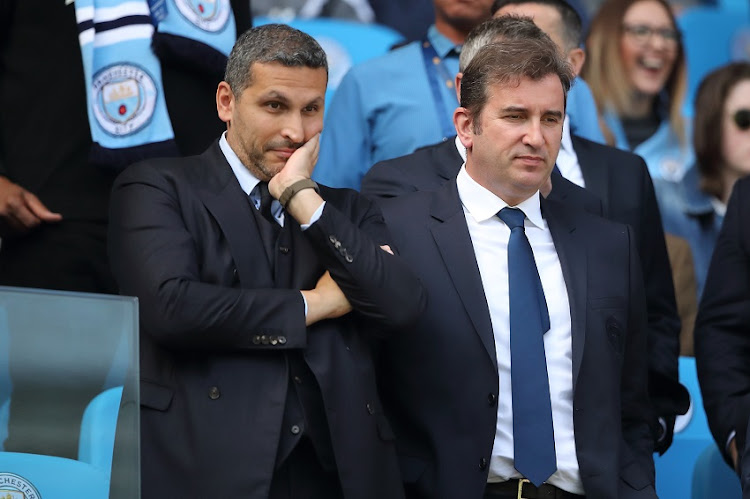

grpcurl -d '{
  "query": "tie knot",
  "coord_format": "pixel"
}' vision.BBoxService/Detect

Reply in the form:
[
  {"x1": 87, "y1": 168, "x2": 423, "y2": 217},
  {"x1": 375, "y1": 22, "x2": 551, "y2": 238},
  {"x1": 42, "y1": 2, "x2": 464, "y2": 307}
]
[
  {"x1": 498, "y1": 207, "x2": 526, "y2": 230},
  {"x1": 255, "y1": 182, "x2": 276, "y2": 224}
]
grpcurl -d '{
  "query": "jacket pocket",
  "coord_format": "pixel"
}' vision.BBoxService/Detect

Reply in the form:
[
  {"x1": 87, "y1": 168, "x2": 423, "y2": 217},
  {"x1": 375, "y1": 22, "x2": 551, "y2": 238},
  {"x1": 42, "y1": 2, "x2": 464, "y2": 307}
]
[{"x1": 140, "y1": 379, "x2": 174, "y2": 411}]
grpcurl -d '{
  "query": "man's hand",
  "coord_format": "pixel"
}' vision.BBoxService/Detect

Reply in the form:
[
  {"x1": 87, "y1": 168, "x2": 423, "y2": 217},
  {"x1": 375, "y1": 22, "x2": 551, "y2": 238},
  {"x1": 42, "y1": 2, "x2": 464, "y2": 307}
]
[
  {"x1": 654, "y1": 415, "x2": 675, "y2": 455},
  {"x1": 268, "y1": 133, "x2": 320, "y2": 199},
  {"x1": 301, "y1": 271, "x2": 352, "y2": 326},
  {"x1": 0, "y1": 176, "x2": 62, "y2": 237}
]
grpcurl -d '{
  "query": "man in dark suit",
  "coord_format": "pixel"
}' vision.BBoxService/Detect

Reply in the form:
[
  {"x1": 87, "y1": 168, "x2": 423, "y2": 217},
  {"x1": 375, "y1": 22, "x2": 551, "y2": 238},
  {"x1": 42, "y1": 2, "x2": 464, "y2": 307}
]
[
  {"x1": 695, "y1": 176, "x2": 750, "y2": 475},
  {"x1": 108, "y1": 24, "x2": 425, "y2": 498},
  {"x1": 0, "y1": 0, "x2": 251, "y2": 459},
  {"x1": 363, "y1": 9, "x2": 688, "y2": 454},
  {"x1": 375, "y1": 32, "x2": 655, "y2": 499}
]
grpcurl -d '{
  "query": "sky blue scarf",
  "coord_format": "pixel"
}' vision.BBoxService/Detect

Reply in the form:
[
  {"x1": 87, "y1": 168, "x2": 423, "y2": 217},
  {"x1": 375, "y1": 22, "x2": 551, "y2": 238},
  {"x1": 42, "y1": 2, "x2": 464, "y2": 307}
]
[{"x1": 75, "y1": 0, "x2": 236, "y2": 169}]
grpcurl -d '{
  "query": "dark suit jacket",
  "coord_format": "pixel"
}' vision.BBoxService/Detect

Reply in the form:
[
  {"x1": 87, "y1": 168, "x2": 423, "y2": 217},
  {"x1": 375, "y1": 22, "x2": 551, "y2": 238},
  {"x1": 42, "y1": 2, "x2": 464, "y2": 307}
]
[
  {"x1": 695, "y1": 176, "x2": 750, "y2": 466},
  {"x1": 377, "y1": 180, "x2": 655, "y2": 498},
  {"x1": 108, "y1": 142, "x2": 425, "y2": 498},
  {"x1": 363, "y1": 136, "x2": 689, "y2": 429}
]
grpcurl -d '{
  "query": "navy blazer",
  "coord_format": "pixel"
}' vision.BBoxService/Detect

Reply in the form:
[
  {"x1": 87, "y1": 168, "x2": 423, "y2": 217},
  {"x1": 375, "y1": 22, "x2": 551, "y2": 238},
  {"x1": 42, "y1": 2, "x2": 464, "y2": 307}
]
[
  {"x1": 363, "y1": 136, "x2": 688, "y2": 433},
  {"x1": 108, "y1": 142, "x2": 425, "y2": 498},
  {"x1": 377, "y1": 180, "x2": 656, "y2": 498},
  {"x1": 695, "y1": 177, "x2": 750, "y2": 466}
]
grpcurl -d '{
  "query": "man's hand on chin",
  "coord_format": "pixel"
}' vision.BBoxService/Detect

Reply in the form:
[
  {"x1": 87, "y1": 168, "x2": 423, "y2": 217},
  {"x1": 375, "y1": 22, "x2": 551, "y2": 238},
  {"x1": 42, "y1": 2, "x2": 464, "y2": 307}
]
[{"x1": 268, "y1": 133, "x2": 320, "y2": 199}]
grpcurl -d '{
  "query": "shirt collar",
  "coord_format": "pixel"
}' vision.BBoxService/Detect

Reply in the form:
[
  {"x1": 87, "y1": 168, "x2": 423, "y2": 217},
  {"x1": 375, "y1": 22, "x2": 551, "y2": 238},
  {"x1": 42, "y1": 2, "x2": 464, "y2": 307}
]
[
  {"x1": 219, "y1": 131, "x2": 261, "y2": 196},
  {"x1": 455, "y1": 135, "x2": 467, "y2": 161},
  {"x1": 456, "y1": 165, "x2": 544, "y2": 228},
  {"x1": 427, "y1": 24, "x2": 460, "y2": 59},
  {"x1": 561, "y1": 115, "x2": 573, "y2": 152}
]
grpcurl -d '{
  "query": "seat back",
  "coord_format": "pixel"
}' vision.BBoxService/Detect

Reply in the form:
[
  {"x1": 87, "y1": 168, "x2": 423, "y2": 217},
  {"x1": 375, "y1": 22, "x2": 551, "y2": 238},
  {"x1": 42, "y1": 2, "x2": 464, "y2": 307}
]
[
  {"x1": 78, "y1": 386, "x2": 124, "y2": 472},
  {"x1": 0, "y1": 452, "x2": 109, "y2": 497},
  {"x1": 678, "y1": 6, "x2": 750, "y2": 117}
]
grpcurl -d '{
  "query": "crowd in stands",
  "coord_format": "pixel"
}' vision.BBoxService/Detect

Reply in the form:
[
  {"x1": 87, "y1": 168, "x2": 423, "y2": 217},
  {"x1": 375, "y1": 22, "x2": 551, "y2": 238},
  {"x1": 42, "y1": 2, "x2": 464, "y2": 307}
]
[{"x1": 1, "y1": 0, "x2": 749, "y2": 496}]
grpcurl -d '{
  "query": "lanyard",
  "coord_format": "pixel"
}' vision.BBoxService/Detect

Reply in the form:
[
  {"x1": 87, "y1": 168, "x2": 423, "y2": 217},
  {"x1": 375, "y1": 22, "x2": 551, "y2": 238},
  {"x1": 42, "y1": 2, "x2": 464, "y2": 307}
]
[{"x1": 420, "y1": 39, "x2": 459, "y2": 141}]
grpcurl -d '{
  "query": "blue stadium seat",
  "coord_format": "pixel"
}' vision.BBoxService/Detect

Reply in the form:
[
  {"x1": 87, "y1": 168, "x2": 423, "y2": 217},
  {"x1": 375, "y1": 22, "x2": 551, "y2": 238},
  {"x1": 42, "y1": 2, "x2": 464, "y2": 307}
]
[
  {"x1": 691, "y1": 443, "x2": 741, "y2": 498},
  {"x1": 655, "y1": 357, "x2": 739, "y2": 498},
  {"x1": 677, "y1": 6, "x2": 750, "y2": 117},
  {"x1": 253, "y1": 16, "x2": 404, "y2": 112},
  {"x1": 0, "y1": 452, "x2": 109, "y2": 497},
  {"x1": 78, "y1": 386, "x2": 123, "y2": 473}
]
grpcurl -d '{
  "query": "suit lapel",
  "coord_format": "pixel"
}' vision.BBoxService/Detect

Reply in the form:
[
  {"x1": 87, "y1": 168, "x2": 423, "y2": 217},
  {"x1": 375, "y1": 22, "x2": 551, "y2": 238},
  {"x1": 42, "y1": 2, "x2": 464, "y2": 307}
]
[
  {"x1": 542, "y1": 197, "x2": 587, "y2": 390},
  {"x1": 572, "y1": 135, "x2": 611, "y2": 215},
  {"x1": 196, "y1": 143, "x2": 274, "y2": 286},
  {"x1": 429, "y1": 181, "x2": 497, "y2": 365}
]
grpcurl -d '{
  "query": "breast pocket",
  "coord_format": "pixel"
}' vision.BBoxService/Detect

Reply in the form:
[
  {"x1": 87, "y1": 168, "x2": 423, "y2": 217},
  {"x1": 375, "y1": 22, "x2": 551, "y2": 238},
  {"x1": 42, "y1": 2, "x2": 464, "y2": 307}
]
[{"x1": 590, "y1": 297, "x2": 627, "y2": 357}]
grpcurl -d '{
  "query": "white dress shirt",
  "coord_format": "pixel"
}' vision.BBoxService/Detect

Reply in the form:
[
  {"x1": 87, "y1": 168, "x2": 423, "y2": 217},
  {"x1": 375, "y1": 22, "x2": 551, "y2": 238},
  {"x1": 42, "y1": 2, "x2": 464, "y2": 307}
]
[
  {"x1": 456, "y1": 166, "x2": 584, "y2": 495},
  {"x1": 555, "y1": 116, "x2": 585, "y2": 188}
]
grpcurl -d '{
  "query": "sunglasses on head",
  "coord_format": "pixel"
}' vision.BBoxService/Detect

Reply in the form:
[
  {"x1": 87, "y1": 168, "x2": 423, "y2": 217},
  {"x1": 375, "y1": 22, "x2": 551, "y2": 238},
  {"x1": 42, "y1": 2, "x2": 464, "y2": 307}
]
[{"x1": 734, "y1": 109, "x2": 750, "y2": 131}]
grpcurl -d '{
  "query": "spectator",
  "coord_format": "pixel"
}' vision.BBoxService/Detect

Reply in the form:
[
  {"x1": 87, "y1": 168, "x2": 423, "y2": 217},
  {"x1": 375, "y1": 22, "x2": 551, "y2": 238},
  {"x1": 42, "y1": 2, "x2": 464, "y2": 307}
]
[
  {"x1": 694, "y1": 176, "x2": 750, "y2": 475},
  {"x1": 582, "y1": 0, "x2": 694, "y2": 182},
  {"x1": 655, "y1": 62, "x2": 750, "y2": 298},
  {"x1": 313, "y1": 0, "x2": 493, "y2": 190},
  {"x1": 0, "y1": 0, "x2": 250, "y2": 459}
]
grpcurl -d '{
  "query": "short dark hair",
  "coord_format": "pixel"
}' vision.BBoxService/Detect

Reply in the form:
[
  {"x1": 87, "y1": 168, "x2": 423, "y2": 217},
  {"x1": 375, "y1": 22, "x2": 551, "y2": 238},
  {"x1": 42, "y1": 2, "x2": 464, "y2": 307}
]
[
  {"x1": 460, "y1": 15, "x2": 552, "y2": 72},
  {"x1": 460, "y1": 39, "x2": 574, "y2": 133},
  {"x1": 694, "y1": 62, "x2": 750, "y2": 198},
  {"x1": 491, "y1": 0, "x2": 582, "y2": 49},
  {"x1": 224, "y1": 24, "x2": 328, "y2": 96}
]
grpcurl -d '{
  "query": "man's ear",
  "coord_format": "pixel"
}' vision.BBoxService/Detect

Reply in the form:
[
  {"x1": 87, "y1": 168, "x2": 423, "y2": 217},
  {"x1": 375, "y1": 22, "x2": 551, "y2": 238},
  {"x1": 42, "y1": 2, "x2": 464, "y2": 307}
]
[
  {"x1": 567, "y1": 48, "x2": 585, "y2": 77},
  {"x1": 216, "y1": 81, "x2": 235, "y2": 123},
  {"x1": 454, "y1": 107, "x2": 474, "y2": 150},
  {"x1": 455, "y1": 72, "x2": 463, "y2": 103}
]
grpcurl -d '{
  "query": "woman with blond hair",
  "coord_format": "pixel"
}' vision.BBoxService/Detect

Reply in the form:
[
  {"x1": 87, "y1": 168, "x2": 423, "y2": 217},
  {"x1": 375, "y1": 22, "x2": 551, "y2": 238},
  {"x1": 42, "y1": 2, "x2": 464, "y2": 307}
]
[{"x1": 582, "y1": 0, "x2": 694, "y2": 182}]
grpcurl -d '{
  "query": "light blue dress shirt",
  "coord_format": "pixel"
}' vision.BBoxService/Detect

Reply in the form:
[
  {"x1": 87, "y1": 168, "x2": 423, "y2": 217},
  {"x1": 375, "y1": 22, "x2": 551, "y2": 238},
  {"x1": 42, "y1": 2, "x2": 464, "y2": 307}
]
[{"x1": 313, "y1": 25, "x2": 460, "y2": 190}]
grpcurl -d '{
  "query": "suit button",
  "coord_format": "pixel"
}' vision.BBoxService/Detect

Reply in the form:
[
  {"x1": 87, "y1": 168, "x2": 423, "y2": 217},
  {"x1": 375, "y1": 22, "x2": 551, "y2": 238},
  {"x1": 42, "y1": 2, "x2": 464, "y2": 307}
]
[
  {"x1": 334, "y1": 240, "x2": 342, "y2": 249},
  {"x1": 278, "y1": 336, "x2": 287, "y2": 345},
  {"x1": 252, "y1": 336, "x2": 261, "y2": 345},
  {"x1": 329, "y1": 235, "x2": 337, "y2": 244},
  {"x1": 291, "y1": 425, "x2": 301, "y2": 435},
  {"x1": 279, "y1": 246, "x2": 290, "y2": 254},
  {"x1": 261, "y1": 335, "x2": 269, "y2": 345},
  {"x1": 487, "y1": 393, "x2": 496, "y2": 406},
  {"x1": 293, "y1": 376, "x2": 302, "y2": 384},
  {"x1": 479, "y1": 457, "x2": 488, "y2": 470},
  {"x1": 344, "y1": 253, "x2": 353, "y2": 263},
  {"x1": 366, "y1": 403, "x2": 374, "y2": 415},
  {"x1": 208, "y1": 386, "x2": 221, "y2": 400},
  {"x1": 270, "y1": 336, "x2": 278, "y2": 345},
  {"x1": 232, "y1": 268, "x2": 238, "y2": 279}
]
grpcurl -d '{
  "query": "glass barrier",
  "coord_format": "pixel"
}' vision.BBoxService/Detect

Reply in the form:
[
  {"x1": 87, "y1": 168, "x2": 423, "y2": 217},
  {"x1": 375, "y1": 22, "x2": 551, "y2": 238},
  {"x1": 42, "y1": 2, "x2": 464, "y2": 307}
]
[{"x1": 0, "y1": 286, "x2": 139, "y2": 498}]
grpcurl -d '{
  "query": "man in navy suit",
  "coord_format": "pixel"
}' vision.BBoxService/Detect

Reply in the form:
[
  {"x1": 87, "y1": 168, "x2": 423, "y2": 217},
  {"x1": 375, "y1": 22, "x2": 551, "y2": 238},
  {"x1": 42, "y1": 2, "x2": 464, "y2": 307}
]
[
  {"x1": 108, "y1": 24, "x2": 425, "y2": 498},
  {"x1": 695, "y1": 177, "x2": 750, "y2": 476},
  {"x1": 375, "y1": 34, "x2": 655, "y2": 498},
  {"x1": 363, "y1": 9, "x2": 687, "y2": 455}
]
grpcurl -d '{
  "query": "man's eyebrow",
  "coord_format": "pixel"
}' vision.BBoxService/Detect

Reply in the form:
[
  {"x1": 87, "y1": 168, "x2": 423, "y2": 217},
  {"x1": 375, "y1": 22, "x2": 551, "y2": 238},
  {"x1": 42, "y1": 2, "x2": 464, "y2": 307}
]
[
  {"x1": 544, "y1": 110, "x2": 564, "y2": 119},
  {"x1": 258, "y1": 90, "x2": 290, "y2": 103}
]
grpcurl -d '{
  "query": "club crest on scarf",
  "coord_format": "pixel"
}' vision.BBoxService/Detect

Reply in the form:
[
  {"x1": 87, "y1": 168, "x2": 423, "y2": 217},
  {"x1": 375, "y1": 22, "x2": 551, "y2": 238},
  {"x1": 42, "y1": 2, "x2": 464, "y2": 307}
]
[
  {"x1": 92, "y1": 64, "x2": 158, "y2": 137},
  {"x1": 173, "y1": 0, "x2": 230, "y2": 32}
]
